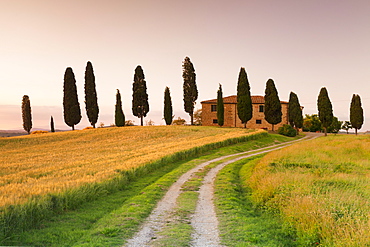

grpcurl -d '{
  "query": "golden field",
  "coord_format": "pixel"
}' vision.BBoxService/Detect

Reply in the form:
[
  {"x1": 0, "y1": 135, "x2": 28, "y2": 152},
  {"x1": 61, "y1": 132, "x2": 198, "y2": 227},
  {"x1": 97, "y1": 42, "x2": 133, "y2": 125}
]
[
  {"x1": 0, "y1": 126, "x2": 261, "y2": 208},
  {"x1": 247, "y1": 135, "x2": 370, "y2": 246}
]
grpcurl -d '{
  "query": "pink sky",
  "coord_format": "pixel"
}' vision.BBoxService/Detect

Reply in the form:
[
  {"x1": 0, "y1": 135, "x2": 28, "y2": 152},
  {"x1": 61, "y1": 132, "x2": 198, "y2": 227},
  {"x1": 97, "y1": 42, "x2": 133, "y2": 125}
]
[{"x1": 1, "y1": 0, "x2": 369, "y2": 131}]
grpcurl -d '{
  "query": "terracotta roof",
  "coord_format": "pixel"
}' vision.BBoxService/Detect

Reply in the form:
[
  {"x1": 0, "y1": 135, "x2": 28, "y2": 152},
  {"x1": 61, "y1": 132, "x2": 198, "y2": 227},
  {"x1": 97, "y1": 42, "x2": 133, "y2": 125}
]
[{"x1": 201, "y1": 95, "x2": 288, "y2": 104}]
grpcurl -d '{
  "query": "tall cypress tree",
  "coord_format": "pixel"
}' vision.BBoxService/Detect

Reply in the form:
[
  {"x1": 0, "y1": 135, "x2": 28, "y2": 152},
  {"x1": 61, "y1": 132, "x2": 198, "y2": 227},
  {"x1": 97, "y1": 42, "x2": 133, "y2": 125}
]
[
  {"x1": 84, "y1": 61, "x2": 99, "y2": 128},
  {"x1": 236, "y1": 67, "x2": 252, "y2": 128},
  {"x1": 63, "y1": 67, "x2": 81, "y2": 130},
  {"x1": 21, "y1": 95, "x2": 32, "y2": 134},
  {"x1": 132, "y1": 65, "x2": 149, "y2": 126},
  {"x1": 288, "y1": 91, "x2": 303, "y2": 133},
  {"x1": 164, "y1": 86, "x2": 173, "y2": 125},
  {"x1": 264, "y1": 79, "x2": 282, "y2": 131},
  {"x1": 350, "y1": 94, "x2": 364, "y2": 135},
  {"x1": 217, "y1": 84, "x2": 224, "y2": 127},
  {"x1": 50, "y1": 116, "x2": 55, "y2": 132},
  {"x1": 182, "y1": 57, "x2": 198, "y2": 125},
  {"x1": 115, "y1": 89, "x2": 125, "y2": 127},
  {"x1": 317, "y1": 87, "x2": 333, "y2": 136}
]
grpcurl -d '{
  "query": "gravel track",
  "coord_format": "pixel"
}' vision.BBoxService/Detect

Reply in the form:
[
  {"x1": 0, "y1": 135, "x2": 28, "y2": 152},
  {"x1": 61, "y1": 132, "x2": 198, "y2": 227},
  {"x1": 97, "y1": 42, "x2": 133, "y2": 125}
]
[{"x1": 125, "y1": 134, "x2": 318, "y2": 247}]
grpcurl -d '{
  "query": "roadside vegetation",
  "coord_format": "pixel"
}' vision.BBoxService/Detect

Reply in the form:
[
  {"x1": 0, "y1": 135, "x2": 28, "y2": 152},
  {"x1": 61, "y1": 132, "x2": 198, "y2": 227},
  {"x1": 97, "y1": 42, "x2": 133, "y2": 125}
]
[
  {"x1": 0, "y1": 126, "x2": 265, "y2": 244},
  {"x1": 246, "y1": 135, "x2": 370, "y2": 246},
  {"x1": 216, "y1": 157, "x2": 296, "y2": 246}
]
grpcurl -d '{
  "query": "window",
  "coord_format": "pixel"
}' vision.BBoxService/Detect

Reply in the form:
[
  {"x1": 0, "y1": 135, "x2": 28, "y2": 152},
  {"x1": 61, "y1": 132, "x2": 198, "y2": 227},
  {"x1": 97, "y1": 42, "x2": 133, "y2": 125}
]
[
  {"x1": 211, "y1": 105, "x2": 217, "y2": 112},
  {"x1": 256, "y1": 119, "x2": 262, "y2": 124},
  {"x1": 259, "y1": 105, "x2": 264, "y2": 112},
  {"x1": 213, "y1": 119, "x2": 218, "y2": 124}
]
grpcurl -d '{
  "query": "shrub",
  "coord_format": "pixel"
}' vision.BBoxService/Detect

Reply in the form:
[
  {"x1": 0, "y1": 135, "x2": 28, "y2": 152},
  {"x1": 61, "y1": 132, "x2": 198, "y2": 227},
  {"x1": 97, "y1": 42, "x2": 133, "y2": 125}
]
[
  {"x1": 83, "y1": 126, "x2": 94, "y2": 130},
  {"x1": 278, "y1": 124, "x2": 296, "y2": 137},
  {"x1": 30, "y1": 130, "x2": 49, "y2": 135}
]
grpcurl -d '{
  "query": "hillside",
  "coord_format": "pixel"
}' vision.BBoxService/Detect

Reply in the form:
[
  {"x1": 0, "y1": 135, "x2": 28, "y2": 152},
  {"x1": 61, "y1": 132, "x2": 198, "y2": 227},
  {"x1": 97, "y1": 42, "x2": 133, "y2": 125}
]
[{"x1": 0, "y1": 126, "x2": 262, "y2": 208}]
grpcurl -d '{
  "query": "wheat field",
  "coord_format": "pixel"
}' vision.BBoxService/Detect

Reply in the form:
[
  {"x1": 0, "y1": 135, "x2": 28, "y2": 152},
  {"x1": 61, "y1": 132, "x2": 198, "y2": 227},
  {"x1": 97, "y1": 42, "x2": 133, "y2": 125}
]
[{"x1": 0, "y1": 126, "x2": 261, "y2": 208}]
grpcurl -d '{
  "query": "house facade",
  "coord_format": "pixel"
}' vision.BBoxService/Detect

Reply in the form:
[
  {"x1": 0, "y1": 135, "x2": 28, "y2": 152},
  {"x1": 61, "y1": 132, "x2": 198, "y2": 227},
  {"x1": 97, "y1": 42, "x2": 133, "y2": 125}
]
[{"x1": 201, "y1": 95, "x2": 289, "y2": 129}]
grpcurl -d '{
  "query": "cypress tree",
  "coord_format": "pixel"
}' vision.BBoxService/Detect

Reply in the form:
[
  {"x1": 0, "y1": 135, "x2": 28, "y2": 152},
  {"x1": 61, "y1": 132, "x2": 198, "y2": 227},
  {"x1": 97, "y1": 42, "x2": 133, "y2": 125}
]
[
  {"x1": 21, "y1": 95, "x2": 32, "y2": 134},
  {"x1": 350, "y1": 94, "x2": 364, "y2": 135},
  {"x1": 84, "y1": 61, "x2": 99, "y2": 128},
  {"x1": 63, "y1": 67, "x2": 81, "y2": 130},
  {"x1": 236, "y1": 67, "x2": 252, "y2": 128},
  {"x1": 115, "y1": 89, "x2": 125, "y2": 127},
  {"x1": 164, "y1": 86, "x2": 173, "y2": 125},
  {"x1": 50, "y1": 116, "x2": 55, "y2": 132},
  {"x1": 317, "y1": 87, "x2": 333, "y2": 136},
  {"x1": 264, "y1": 79, "x2": 282, "y2": 131},
  {"x1": 132, "y1": 65, "x2": 149, "y2": 126},
  {"x1": 217, "y1": 84, "x2": 224, "y2": 127},
  {"x1": 288, "y1": 91, "x2": 303, "y2": 133},
  {"x1": 182, "y1": 57, "x2": 198, "y2": 125}
]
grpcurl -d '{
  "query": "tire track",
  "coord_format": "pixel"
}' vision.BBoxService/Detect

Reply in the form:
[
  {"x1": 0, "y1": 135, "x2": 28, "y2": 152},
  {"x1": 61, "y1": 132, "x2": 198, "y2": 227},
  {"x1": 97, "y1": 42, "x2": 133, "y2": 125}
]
[{"x1": 190, "y1": 133, "x2": 319, "y2": 247}]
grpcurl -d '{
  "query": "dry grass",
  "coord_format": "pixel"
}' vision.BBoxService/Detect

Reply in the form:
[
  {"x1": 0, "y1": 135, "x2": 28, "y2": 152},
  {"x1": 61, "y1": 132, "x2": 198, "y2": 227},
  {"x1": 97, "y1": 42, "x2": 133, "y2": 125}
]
[
  {"x1": 0, "y1": 126, "x2": 261, "y2": 208},
  {"x1": 247, "y1": 135, "x2": 370, "y2": 246}
]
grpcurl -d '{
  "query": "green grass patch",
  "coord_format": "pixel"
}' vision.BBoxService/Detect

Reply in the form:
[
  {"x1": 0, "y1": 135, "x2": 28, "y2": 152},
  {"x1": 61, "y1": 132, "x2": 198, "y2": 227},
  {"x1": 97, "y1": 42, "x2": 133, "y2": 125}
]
[{"x1": 215, "y1": 156, "x2": 297, "y2": 246}]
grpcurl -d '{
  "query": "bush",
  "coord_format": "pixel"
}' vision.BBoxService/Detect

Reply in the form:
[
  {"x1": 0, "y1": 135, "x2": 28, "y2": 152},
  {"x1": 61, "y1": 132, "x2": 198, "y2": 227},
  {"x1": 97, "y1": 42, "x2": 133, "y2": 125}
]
[
  {"x1": 278, "y1": 124, "x2": 296, "y2": 137},
  {"x1": 30, "y1": 130, "x2": 49, "y2": 135},
  {"x1": 83, "y1": 126, "x2": 94, "y2": 130}
]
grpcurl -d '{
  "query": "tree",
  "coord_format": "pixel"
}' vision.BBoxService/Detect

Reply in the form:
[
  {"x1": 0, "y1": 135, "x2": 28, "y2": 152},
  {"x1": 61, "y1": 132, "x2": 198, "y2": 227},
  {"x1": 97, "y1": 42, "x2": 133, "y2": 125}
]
[
  {"x1": 21, "y1": 95, "x2": 32, "y2": 134},
  {"x1": 84, "y1": 61, "x2": 99, "y2": 128},
  {"x1": 236, "y1": 67, "x2": 252, "y2": 128},
  {"x1": 317, "y1": 87, "x2": 333, "y2": 136},
  {"x1": 182, "y1": 57, "x2": 198, "y2": 125},
  {"x1": 350, "y1": 94, "x2": 364, "y2": 135},
  {"x1": 327, "y1": 116, "x2": 342, "y2": 134},
  {"x1": 50, "y1": 116, "x2": 55, "y2": 132},
  {"x1": 132, "y1": 65, "x2": 149, "y2": 126},
  {"x1": 115, "y1": 89, "x2": 125, "y2": 127},
  {"x1": 341, "y1": 121, "x2": 352, "y2": 134},
  {"x1": 163, "y1": 87, "x2": 173, "y2": 125},
  {"x1": 264, "y1": 79, "x2": 282, "y2": 131},
  {"x1": 63, "y1": 67, "x2": 81, "y2": 130},
  {"x1": 193, "y1": 109, "x2": 202, "y2": 126},
  {"x1": 303, "y1": 114, "x2": 322, "y2": 132},
  {"x1": 172, "y1": 117, "x2": 186, "y2": 125},
  {"x1": 217, "y1": 84, "x2": 224, "y2": 127},
  {"x1": 288, "y1": 92, "x2": 303, "y2": 133},
  {"x1": 125, "y1": 120, "x2": 135, "y2": 126},
  {"x1": 146, "y1": 119, "x2": 155, "y2": 126}
]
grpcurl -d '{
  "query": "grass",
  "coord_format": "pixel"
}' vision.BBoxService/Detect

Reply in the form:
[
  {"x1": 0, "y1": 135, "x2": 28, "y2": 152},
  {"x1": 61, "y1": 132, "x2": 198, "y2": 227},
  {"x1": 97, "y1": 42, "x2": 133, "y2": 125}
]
[
  {"x1": 2, "y1": 132, "x2": 291, "y2": 246},
  {"x1": 247, "y1": 135, "x2": 370, "y2": 246},
  {"x1": 215, "y1": 158, "x2": 297, "y2": 246}
]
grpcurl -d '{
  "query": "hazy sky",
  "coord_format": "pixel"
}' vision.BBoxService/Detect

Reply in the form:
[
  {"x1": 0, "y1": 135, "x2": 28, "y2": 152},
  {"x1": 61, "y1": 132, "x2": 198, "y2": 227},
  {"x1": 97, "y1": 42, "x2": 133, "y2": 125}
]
[{"x1": 1, "y1": 0, "x2": 369, "y2": 131}]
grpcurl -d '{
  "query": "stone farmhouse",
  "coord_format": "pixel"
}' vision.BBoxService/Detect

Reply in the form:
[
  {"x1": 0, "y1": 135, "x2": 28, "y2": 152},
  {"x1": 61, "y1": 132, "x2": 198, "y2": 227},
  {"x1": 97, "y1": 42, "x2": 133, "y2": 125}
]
[{"x1": 201, "y1": 95, "x2": 289, "y2": 129}]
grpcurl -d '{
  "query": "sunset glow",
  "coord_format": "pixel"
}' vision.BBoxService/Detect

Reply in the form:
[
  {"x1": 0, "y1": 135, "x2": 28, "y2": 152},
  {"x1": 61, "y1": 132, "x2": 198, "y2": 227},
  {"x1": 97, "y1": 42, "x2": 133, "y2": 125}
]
[{"x1": 1, "y1": 0, "x2": 369, "y2": 130}]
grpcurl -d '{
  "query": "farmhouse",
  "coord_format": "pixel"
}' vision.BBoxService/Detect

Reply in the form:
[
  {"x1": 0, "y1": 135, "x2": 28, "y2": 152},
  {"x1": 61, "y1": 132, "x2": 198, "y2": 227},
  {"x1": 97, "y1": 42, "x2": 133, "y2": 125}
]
[{"x1": 201, "y1": 95, "x2": 289, "y2": 129}]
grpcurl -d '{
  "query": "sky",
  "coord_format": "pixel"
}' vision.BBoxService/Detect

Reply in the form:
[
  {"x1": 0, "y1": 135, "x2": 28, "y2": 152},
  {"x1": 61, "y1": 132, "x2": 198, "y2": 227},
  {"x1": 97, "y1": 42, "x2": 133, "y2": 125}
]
[{"x1": 1, "y1": 0, "x2": 369, "y2": 131}]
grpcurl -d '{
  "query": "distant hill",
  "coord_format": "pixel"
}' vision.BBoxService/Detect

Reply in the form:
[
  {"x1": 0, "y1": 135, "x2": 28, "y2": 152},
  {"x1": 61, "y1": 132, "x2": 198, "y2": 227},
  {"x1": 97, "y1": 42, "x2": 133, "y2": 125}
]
[
  {"x1": 0, "y1": 129, "x2": 66, "y2": 137},
  {"x1": 0, "y1": 130, "x2": 27, "y2": 137}
]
